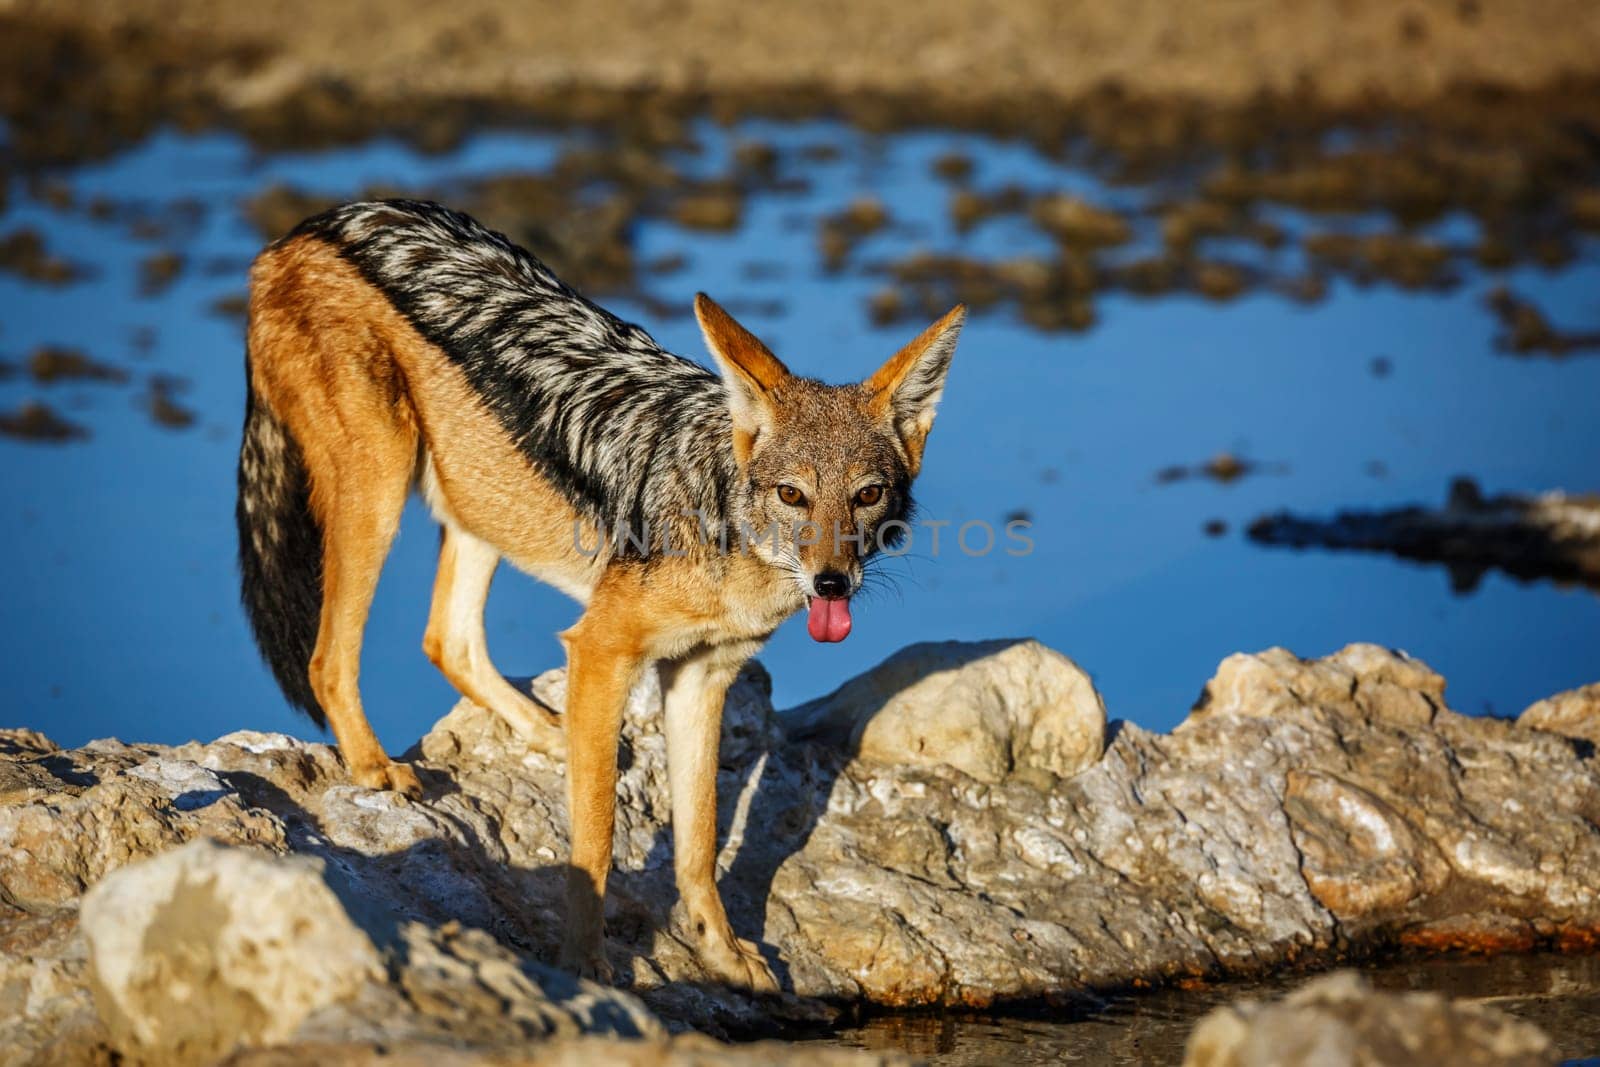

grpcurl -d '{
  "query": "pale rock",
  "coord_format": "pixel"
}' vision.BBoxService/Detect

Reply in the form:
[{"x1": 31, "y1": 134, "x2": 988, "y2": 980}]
[
  {"x1": 0, "y1": 752, "x2": 285, "y2": 913},
  {"x1": 1518, "y1": 682, "x2": 1600, "y2": 747},
  {"x1": 786, "y1": 638, "x2": 1106, "y2": 784},
  {"x1": 1185, "y1": 643, "x2": 1444, "y2": 729},
  {"x1": 80, "y1": 840, "x2": 384, "y2": 1066}
]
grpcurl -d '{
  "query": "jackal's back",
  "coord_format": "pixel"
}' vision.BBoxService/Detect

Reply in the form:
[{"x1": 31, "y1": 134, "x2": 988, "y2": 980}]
[{"x1": 288, "y1": 200, "x2": 737, "y2": 542}]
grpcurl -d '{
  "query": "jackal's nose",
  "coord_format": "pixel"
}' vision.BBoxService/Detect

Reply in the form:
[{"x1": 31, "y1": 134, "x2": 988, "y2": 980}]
[{"x1": 812, "y1": 571, "x2": 850, "y2": 599}]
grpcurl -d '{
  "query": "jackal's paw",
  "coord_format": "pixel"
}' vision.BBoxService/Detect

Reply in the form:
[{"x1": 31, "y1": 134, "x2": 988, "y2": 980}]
[
  {"x1": 522, "y1": 721, "x2": 568, "y2": 760},
  {"x1": 501, "y1": 697, "x2": 567, "y2": 759},
  {"x1": 700, "y1": 932, "x2": 779, "y2": 994},
  {"x1": 351, "y1": 760, "x2": 423, "y2": 799},
  {"x1": 560, "y1": 946, "x2": 614, "y2": 985}
]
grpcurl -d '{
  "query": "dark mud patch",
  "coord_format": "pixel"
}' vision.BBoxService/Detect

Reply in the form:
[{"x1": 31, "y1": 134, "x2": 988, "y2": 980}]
[
  {"x1": 645, "y1": 253, "x2": 690, "y2": 276},
  {"x1": 0, "y1": 229, "x2": 86, "y2": 286},
  {"x1": 0, "y1": 401, "x2": 89, "y2": 442},
  {"x1": 1156, "y1": 453, "x2": 1284, "y2": 486},
  {"x1": 143, "y1": 374, "x2": 196, "y2": 430},
  {"x1": 870, "y1": 252, "x2": 1099, "y2": 333},
  {"x1": 819, "y1": 197, "x2": 890, "y2": 271},
  {"x1": 1302, "y1": 232, "x2": 1459, "y2": 291},
  {"x1": 1248, "y1": 478, "x2": 1600, "y2": 592},
  {"x1": 237, "y1": 137, "x2": 809, "y2": 301},
  {"x1": 670, "y1": 187, "x2": 744, "y2": 232},
  {"x1": 209, "y1": 293, "x2": 248, "y2": 320},
  {"x1": 26, "y1": 346, "x2": 127, "y2": 385},
  {"x1": 1484, "y1": 287, "x2": 1600, "y2": 357},
  {"x1": 137, "y1": 250, "x2": 186, "y2": 297}
]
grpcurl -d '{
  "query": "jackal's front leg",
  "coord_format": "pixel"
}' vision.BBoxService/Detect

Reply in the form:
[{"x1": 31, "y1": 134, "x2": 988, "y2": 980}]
[
  {"x1": 661, "y1": 645, "x2": 779, "y2": 993},
  {"x1": 557, "y1": 610, "x2": 643, "y2": 983}
]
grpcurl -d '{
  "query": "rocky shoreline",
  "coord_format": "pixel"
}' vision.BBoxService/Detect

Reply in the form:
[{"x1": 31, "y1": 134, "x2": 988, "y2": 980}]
[{"x1": 4, "y1": 639, "x2": 1599, "y2": 1063}]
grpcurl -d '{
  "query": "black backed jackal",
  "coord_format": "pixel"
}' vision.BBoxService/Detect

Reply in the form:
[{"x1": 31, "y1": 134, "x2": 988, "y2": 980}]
[{"x1": 237, "y1": 199, "x2": 963, "y2": 989}]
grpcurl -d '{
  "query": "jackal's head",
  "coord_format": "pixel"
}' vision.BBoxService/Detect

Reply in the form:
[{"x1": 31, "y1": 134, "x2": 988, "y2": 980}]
[{"x1": 695, "y1": 293, "x2": 965, "y2": 643}]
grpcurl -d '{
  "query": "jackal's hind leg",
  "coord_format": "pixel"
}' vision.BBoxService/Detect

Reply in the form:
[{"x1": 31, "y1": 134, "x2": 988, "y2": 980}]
[
  {"x1": 424, "y1": 523, "x2": 565, "y2": 755},
  {"x1": 308, "y1": 444, "x2": 421, "y2": 798}
]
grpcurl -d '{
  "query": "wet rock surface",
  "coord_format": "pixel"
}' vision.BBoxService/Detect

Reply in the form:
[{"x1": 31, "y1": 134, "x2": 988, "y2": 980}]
[
  {"x1": 4, "y1": 640, "x2": 1600, "y2": 1062},
  {"x1": 1247, "y1": 478, "x2": 1600, "y2": 592},
  {"x1": 1181, "y1": 971, "x2": 1553, "y2": 1067},
  {"x1": 829, "y1": 953, "x2": 1600, "y2": 1064}
]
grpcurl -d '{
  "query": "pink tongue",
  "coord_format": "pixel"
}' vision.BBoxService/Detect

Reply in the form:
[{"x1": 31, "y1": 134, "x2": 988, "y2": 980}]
[{"x1": 806, "y1": 596, "x2": 853, "y2": 643}]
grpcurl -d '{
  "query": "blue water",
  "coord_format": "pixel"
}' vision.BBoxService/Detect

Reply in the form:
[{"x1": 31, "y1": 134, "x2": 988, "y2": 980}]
[{"x1": 3, "y1": 120, "x2": 1597, "y2": 749}]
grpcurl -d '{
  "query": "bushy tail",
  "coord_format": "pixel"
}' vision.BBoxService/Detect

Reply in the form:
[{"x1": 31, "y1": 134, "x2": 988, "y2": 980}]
[{"x1": 236, "y1": 356, "x2": 326, "y2": 725}]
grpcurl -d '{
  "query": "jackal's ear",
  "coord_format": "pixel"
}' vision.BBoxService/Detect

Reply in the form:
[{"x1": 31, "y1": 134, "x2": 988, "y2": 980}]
[
  {"x1": 865, "y1": 304, "x2": 965, "y2": 477},
  {"x1": 695, "y1": 292, "x2": 791, "y2": 465}
]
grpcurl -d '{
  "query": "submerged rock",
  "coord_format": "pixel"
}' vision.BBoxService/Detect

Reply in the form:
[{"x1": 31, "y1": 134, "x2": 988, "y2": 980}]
[
  {"x1": 1182, "y1": 970, "x2": 1553, "y2": 1067},
  {"x1": 3, "y1": 640, "x2": 1600, "y2": 1062}
]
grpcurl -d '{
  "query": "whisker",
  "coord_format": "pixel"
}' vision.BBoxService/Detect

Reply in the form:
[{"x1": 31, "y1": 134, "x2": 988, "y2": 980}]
[
  {"x1": 854, "y1": 568, "x2": 907, "y2": 606},
  {"x1": 858, "y1": 554, "x2": 919, "y2": 603}
]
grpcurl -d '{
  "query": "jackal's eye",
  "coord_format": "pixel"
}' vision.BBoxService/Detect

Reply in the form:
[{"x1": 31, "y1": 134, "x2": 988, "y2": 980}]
[
  {"x1": 776, "y1": 484, "x2": 807, "y2": 508},
  {"x1": 854, "y1": 485, "x2": 884, "y2": 507}
]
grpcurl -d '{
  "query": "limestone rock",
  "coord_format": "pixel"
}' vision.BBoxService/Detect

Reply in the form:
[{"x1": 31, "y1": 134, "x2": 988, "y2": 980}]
[
  {"x1": 80, "y1": 840, "x2": 384, "y2": 1066},
  {"x1": 1183, "y1": 971, "x2": 1553, "y2": 1066},
  {"x1": 3, "y1": 640, "x2": 1600, "y2": 1063},
  {"x1": 0, "y1": 741, "x2": 287, "y2": 913},
  {"x1": 1519, "y1": 682, "x2": 1600, "y2": 746},
  {"x1": 71, "y1": 838, "x2": 668, "y2": 1067},
  {"x1": 1185, "y1": 643, "x2": 1445, "y2": 729},
  {"x1": 786, "y1": 638, "x2": 1106, "y2": 784}
]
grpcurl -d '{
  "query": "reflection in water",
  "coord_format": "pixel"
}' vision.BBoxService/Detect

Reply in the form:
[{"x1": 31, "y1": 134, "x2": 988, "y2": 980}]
[
  {"x1": 827, "y1": 955, "x2": 1600, "y2": 1064},
  {"x1": 0, "y1": 119, "x2": 1598, "y2": 754},
  {"x1": 1250, "y1": 478, "x2": 1600, "y2": 594}
]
